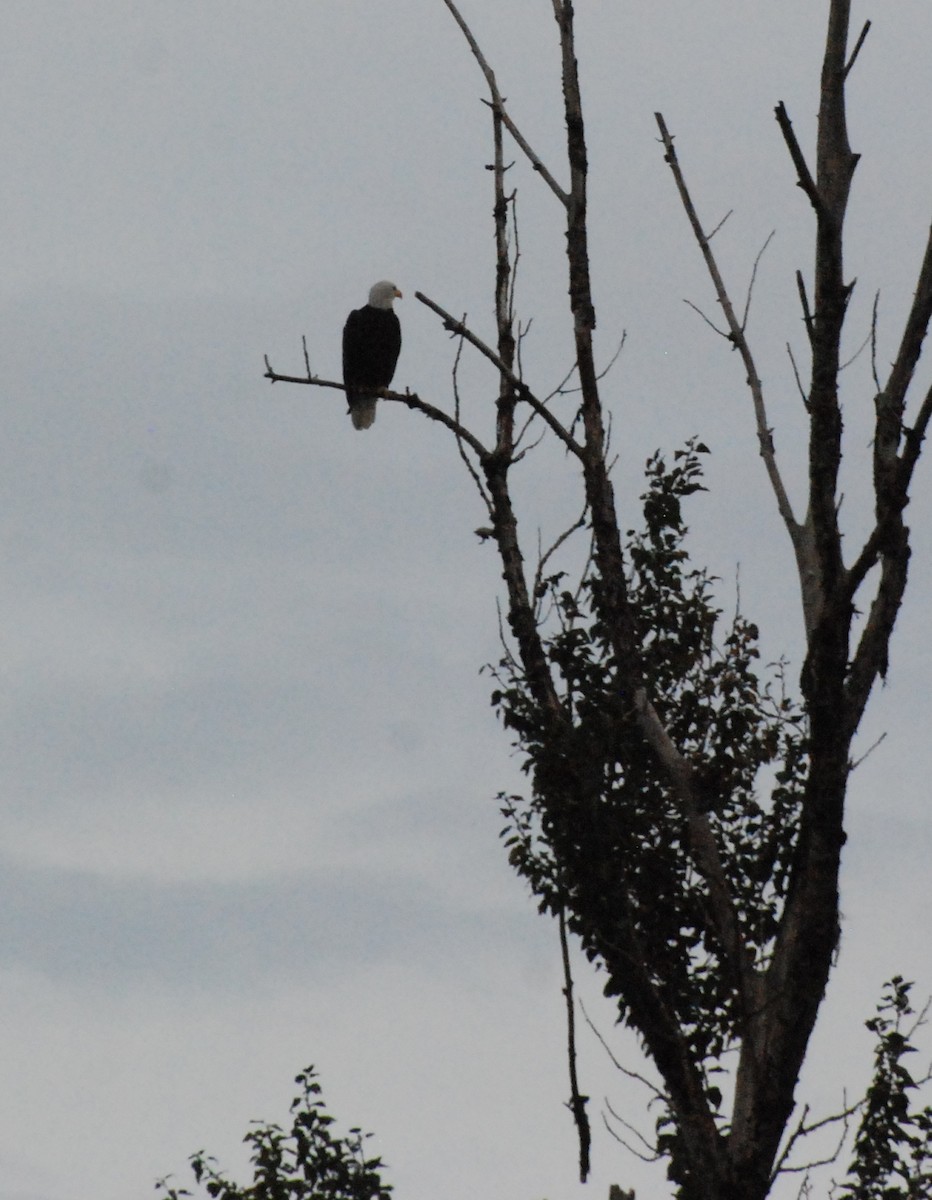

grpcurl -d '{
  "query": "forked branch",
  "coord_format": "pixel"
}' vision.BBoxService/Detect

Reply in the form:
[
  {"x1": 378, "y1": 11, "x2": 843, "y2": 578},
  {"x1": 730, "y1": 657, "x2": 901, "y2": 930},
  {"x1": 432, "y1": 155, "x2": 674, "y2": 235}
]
[
  {"x1": 440, "y1": 0, "x2": 569, "y2": 206},
  {"x1": 654, "y1": 113, "x2": 808, "y2": 595},
  {"x1": 415, "y1": 291, "x2": 583, "y2": 456}
]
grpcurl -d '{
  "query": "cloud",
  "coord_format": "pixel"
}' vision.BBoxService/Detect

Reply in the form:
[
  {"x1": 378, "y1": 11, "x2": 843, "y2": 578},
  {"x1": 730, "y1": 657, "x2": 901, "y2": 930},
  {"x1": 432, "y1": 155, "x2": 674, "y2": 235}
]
[{"x1": 0, "y1": 845, "x2": 529, "y2": 992}]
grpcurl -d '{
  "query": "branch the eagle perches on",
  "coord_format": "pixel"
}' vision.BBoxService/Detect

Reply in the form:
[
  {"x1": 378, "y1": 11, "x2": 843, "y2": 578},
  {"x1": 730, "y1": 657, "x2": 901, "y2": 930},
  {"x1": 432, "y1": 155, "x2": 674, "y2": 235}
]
[{"x1": 263, "y1": 290, "x2": 584, "y2": 464}]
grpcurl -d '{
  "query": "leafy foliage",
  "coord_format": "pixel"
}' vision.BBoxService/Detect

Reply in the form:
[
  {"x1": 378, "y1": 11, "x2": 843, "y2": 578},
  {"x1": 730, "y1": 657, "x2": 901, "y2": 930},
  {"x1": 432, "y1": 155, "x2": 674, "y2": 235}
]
[
  {"x1": 155, "y1": 1067, "x2": 391, "y2": 1200},
  {"x1": 494, "y1": 442, "x2": 807, "y2": 1076},
  {"x1": 836, "y1": 978, "x2": 932, "y2": 1200}
]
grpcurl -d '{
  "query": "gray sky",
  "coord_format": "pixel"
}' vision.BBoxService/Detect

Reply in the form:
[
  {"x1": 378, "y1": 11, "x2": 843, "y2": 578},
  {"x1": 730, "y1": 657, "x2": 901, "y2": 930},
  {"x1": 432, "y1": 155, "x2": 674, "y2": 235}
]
[{"x1": 1, "y1": 4, "x2": 930, "y2": 1199}]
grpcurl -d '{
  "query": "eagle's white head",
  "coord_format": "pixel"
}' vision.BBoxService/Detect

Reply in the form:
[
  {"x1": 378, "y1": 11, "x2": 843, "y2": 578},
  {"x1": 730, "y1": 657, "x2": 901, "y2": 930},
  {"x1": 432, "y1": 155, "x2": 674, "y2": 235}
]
[{"x1": 368, "y1": 280, "x2": 403, "y2": 309}]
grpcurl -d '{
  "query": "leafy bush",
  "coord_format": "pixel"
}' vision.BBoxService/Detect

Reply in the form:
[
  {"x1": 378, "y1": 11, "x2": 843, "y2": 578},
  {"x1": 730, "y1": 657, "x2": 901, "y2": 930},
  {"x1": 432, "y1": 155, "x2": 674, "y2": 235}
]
[{"x1": 156, "y1": 1067, "x2": 391, "y2": 1200}]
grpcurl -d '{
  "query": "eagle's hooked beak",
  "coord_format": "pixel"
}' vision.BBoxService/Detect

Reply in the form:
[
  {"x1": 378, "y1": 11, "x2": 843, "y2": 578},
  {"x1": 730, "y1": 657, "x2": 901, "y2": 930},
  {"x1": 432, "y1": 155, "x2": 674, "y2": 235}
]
[{"x1": 394, "y1": 287, "x2": 403, "y2": 299}]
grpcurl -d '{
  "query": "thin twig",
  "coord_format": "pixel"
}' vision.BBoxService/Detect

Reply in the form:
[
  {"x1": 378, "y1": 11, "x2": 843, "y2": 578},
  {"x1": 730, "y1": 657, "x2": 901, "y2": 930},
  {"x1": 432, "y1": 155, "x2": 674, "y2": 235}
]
[
  {"x1": 870, "y1": 291, "x2": 881, "y2": 392},
  {"x1": 796, "y1": 270, "x2": 815, "y2": 346},
  {"x1": 786, "y1": 343, "x2": 810, "y2": 410},
  {"x1": 553, "y1": 335, "x2": 627, "y2": 400},
  {"x1": 542, "y1": 358, "x2": 580, "y2": 404},
  {"x1": 597, "y1": 332, "x2": 627, "y2": 380},
  {"x1": 839, "y1": 325, "x2": 872, "y2": 372},
  {"x1": 579, "y1": 1001, "x2": 668, "y2": 1104},
  {"x1": 263, "y1": 354, "x2": 338, "y2": 389},
  {"x1": 507, "y1": 190, "x2": 521, "y2": 325},
  {"x1": 451, "y1": 329, "x2": 493, "y2": 510},
  {"x1": 684, "y1": 298, "x2": 730, "y2": 341},
  {"x1": 848, "y1": 731, "x2": 887, "y2": 772},
  {"x1": 512, "y1": 426, "x2": 546, "y2": 462},
  {"x1": 905, "y1": 993, "x2": 932, "y2": 1051},
  {"x1": 771, "y1": 1096, "x2": 855, "y2": 1182},
  {"x1": 707, "y1": 209, "x2": 734, "y2": 240},
  {"x1": 843, "y1": 19, "x2": 871, "y2": 80},
  {"x1": 490, "y1": 596, "x2": 522, "y2": 678},
  {"x1": 742, "y1": 230, "x2": 776, "y2": 332},
  {"x1": 603, "y1": 1098, "x2": 661, "y2": 1161},
  {"x1": 533, "y1": 505, "x2": 588, "y2": 615},
  {"x1": 515, "y1": 317, "x2": 533, "y2": 394}
]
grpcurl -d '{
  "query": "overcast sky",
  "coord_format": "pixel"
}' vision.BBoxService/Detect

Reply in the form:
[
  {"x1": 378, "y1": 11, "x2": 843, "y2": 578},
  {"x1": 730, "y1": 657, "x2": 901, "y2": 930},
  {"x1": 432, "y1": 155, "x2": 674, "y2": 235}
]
[{"x1": 1, "y1": 4, "x2": 930, "y2": 1200}]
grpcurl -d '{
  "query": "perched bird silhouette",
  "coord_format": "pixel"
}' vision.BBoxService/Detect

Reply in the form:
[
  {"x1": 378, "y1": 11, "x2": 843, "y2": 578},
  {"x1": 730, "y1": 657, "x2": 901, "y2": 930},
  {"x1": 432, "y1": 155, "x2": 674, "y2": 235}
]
[{"x1": 342, "y1": 280, "x2": 402, "y2": 430}]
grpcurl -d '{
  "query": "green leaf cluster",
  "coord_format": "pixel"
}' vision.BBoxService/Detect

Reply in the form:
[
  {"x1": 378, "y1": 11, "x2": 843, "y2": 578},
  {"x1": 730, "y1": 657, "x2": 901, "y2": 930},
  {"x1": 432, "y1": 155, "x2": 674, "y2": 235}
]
[
  {"x1": 837, "y1": 978, "x2": 932, "y2": 1200},
  {"x1": 155, "y1": 1067, "x2": 391, "y2": 1200},
  {"x1": 494, "y1": 441, "x2": 807, "y2": 1072}
]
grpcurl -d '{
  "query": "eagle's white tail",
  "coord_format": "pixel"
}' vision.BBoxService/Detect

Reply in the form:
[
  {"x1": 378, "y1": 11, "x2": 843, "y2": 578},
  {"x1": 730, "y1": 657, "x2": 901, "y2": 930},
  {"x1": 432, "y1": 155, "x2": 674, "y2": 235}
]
[{"x1": 349, "y1": 396, "x2": 378, "y2": 430}]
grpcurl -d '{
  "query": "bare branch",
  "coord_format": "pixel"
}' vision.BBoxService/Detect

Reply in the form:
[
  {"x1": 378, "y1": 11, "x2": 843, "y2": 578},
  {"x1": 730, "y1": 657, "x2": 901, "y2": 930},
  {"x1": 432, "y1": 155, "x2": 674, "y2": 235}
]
[
  {"x1": 906, "y1": 994, "x2": 932, "y2": 1047},
  {"x1": 532, "y1": 504, "x2": 588, "y2": 615},
  {"x1": 844, "y1": 541, "x2": 909, "y2": 713},
  {"x1": 542, "y1": 358, "x2": 580, "y2": 404},
  {"x1": 263, "y1": 355, "x2": 342, "y2": 390},
  {"x1": 491, "y1": 101, "x2": 518, "y2": 458},
  {"x1": 511, "y1": 424, "x2": 546, "y2": 461},
  {"x1": 395, "y1": 390, "x2": 491, "y2": 462},
  {"x1": 515, "y1": 317, "x2": 533, "y2": 382},
  {"x1": 801, "y1": 0, "x2": 860, "y2": 605},
  {"x1": 654, "y1": 113, "x2": 804, "y2": 557},
  {"x1": 507, "y1": 190, "x2": 521, "y2": 324},
  {"x1": 540, "y1": 334, "x2": 625, "y2": 407},
  {"x1": 796, "y1": 270, "x2": 815, "y2": 346},
  {"x1": 786, "y1": 342, "x2": 810, "y2": 410},
  {"x1": 707, "y1": 208, "x2": 734, "y2": 240},
  {"x1": 684, "y1": 297, "x2": 730, "y2": 341},
  {"x1": 843, "y1": 519, "x2": 886, "y2": 599},
  {"x1": 580, "y1": 1001, "x2": 668, "y2": 1104},
  {"x1": 903, "y1": 377, "x2": 932, "y2": 480},
  {"x1": 742, "y1": 230, "x2": 776, "y2": 332},
  {"x1": 843, "y1": 19, "x2": 871, "y2": 80},
  {"x1": 840, "y1": 237, "x2": 932, "y2": 710},
  {"x1": 603, "y1": 1098, "x2": 662, "y2": 1161},
  {"x1": 263, "y1": 360, "x2": 492, "y2": 461},
  {"x1": 771, "y1": 1097, "x2": 854, "y2": 1181},
  {"x1": 849, "y1": 731, "x2": 887, "y2": 772},
  {"x1": 451, "y1": 330, "x2": 493, "y2": 511},
  {"x1": 440, "y1": 0, "x2": 570, "y2": 206},
  {"x1": 415, "y1": 290, "x2": 583, "y2": 457},
  {"x1": 839, "y1": 325, "x2": 872, "y2": 372},
  {"x1": 597, "y1": 332, "x2": 627, "y2": 381},
  {"x1": 870, "y1": 291, "x2": 881, "y2": 392},
  {"x1": 775, "y1": 103, "x2": 823, "y2": 214},
  {"x1": 881, "y1": 222, "x2": 932, "y2": 437}
]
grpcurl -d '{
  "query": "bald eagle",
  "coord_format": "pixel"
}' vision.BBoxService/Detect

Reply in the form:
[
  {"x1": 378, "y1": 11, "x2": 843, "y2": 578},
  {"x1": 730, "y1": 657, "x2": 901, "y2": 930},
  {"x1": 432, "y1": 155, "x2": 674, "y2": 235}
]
[{"x1": 342, "y1": 280, "x2": 402, "y2": 430}]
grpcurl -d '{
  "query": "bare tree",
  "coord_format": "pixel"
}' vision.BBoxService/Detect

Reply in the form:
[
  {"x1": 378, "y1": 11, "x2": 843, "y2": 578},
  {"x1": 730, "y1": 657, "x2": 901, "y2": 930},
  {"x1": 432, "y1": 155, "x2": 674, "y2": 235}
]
[{"x1": 265, "y1": 4, "x2": 931, "y2": 1198}]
